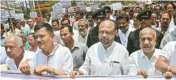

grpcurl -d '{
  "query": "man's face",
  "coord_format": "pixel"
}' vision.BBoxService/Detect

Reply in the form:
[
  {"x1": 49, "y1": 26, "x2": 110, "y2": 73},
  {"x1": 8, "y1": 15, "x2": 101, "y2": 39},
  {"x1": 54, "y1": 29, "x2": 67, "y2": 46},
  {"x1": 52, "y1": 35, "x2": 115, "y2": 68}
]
[
  {"x1": 28, "y1": 19, "x2": 34, "y2": 28},
  {"x1": 160, "y1": 13, "x2": 171, "y2": 28},
  {"x1": 139, "y1": 18, "x2": 151, "y2": 28},
  {"x1": 16, "y1": 22, "x2": 21, "y2": 29},
  {"x1": 28, "y1": 35, "x2": 36, "y2": 46},
  {"x1": 5, "y1": 38, "x2": 23, "y2": 59},
  {"x1": 60, "y1": 27, "x2": 73, "y2": 43},
  {"x1": 117, "y1": 18, "x2": 129, "y2": 32},
  {"x1": 151, "y1": 14, "x2": 157, "y2": 25},
  {"x1": 99, "y1": 21, "x2": 116, "y2": 46},
  {"x1": 78, "y1": 21, "x2": 88, "y2": 37},
  {"x1": 35, "y1": 28, "x2": 53, "y2": 50},
  {"x1": 94, "y1": 15, "x2": 105, "y2": 25},
  {"x1": 62, "y1": 20, "x2": 69, "y2": 25},
  {"x1": 167, "y1": 4, "x2": 173, "y2": 14},
  {"x1": 52, "y1": 22, "x2": 59, "y2": 31},
  {"x1": 140, "y1": 30, "x2": 156, "y2": 54},
  {"x1": 105, "y1": 10, "x2": 111, "y2": 19}
]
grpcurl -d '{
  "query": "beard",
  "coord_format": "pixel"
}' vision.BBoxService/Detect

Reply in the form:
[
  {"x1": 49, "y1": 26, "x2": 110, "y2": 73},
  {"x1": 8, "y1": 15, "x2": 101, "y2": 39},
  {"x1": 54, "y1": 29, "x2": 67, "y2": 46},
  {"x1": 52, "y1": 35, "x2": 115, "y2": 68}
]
[{"x1": 79, "y1": 29, "x2": 87, "y2": 37}]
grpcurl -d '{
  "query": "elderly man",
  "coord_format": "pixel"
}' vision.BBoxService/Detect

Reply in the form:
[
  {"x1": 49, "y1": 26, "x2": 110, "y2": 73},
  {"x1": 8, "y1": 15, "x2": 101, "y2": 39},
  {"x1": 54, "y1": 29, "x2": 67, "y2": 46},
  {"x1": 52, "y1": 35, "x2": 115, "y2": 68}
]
[
  {"x1": 60, "y1": 25, "x2": 88, "y2": 71},
  {"x1": 77, "y1": 19, "x2": 90, "y2": 44},
  {"x1": 70, "y1": 20, "x2": 129, "y2": 78},
  {"x1": 0, "y1": 33, "x2": 34, "y2": 71},
  {"x1": 127, "y1": 9, "x2": 163, "y2": 54},
  {"x1": 128, "y1": 27, "x2": 161, "y2": 78},
  {"x1": 155, "y1": 41, "x2": 176, "y2": 75},
  {"x1": 20, "y1": 23, "x2": 73, "y2": 76}
]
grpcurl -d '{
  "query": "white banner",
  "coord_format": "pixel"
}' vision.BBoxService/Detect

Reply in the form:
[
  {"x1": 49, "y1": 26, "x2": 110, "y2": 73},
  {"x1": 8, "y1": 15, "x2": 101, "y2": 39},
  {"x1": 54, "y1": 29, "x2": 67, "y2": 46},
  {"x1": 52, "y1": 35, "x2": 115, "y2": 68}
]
[
  {"x1": 30, "y1": 12, "x2": 37, "y2": 18},
  {"x1": 15, "y1": 13, "x2": 24, "y2": 20},
  {"x1": 112, "y1": 3, "x2": 122, "y2": 10}
]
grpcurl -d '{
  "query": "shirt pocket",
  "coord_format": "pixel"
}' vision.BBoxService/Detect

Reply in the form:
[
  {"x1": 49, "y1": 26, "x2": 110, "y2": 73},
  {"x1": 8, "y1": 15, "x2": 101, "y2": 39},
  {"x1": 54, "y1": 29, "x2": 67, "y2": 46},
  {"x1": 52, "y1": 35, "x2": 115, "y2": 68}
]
[{"x1": 109, "y1": 62, "x2": 122, "y2": 75}]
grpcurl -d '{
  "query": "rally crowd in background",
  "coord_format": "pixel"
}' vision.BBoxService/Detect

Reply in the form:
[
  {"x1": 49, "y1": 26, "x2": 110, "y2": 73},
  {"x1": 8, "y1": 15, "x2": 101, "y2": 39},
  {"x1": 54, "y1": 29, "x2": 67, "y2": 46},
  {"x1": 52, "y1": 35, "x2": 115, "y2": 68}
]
[{"x1": 1, "y1": 1, "x2": 176, "y2": 79}]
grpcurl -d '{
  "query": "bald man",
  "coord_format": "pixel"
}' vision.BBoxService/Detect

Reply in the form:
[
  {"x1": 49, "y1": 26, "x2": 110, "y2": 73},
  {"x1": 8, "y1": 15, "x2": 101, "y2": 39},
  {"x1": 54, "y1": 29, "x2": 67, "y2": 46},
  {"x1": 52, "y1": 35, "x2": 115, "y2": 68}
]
[
  {"x1": 127, "y1": 27, "x2": 161, "y2": 78},
  {"x1": 70, "y1": 19, "x2": 129, "y2": 78},
  {"x1": 0, "y1": 33, "x2": 34, "y2": 71}
]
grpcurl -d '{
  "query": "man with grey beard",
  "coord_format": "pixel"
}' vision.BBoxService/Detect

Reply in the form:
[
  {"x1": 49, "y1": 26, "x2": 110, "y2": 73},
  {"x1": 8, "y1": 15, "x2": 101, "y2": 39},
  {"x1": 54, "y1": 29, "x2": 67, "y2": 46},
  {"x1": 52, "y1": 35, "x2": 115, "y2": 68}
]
[{"x1": 77, "y1": 19, "x2": 90, "y2": 45}]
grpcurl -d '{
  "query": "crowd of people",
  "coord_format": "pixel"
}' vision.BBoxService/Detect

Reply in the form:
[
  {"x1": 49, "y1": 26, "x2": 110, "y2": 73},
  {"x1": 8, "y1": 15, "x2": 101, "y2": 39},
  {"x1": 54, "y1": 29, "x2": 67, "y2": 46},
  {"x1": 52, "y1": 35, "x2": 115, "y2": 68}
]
[{"x1": 0, "y1": 1, "x2": 176, "y2": 79}]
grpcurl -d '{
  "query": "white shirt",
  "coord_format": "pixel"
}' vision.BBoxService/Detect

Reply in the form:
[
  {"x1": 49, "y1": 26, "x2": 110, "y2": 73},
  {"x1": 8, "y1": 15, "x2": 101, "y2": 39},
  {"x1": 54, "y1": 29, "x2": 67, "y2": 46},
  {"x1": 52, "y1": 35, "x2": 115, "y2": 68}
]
[
  {"x1": 156, "y1": 22, "x2": 176, "y2": 35},
  {"x1": 29, "y1": 43, "x2": 73, "y2": 75},
  {"x1": 53, "y1": 31, "x2": 64, "y2": 45},
  {"x1": 160, "y1": 41, "x2": 176, "y2": 66},
  {"x1": 6, "y1": 51, "x2": 35, "y2": 71},
  {"x1": 127, "y1": 49, "x2": 162, "y2": 75},
  {"x1": 76, "y1": 28, "x2": 90, "y2": 45},
  {"x1": 119, "y1": 27, "x2": 135, "y2": 48},
  {"x1": 79, "y1": 41, "x2": 129, "y2": 75}
]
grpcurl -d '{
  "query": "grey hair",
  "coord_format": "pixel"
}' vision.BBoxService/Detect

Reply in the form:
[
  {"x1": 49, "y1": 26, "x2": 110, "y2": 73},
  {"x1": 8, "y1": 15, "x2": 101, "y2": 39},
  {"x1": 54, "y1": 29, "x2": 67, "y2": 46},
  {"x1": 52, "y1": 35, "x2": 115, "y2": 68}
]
[
  {"x1": 78, "y1": 19, "x2": 89, "y2": 28},
  {"x1": 5, "y1": 32, "x2": 23, "y2": 47}
]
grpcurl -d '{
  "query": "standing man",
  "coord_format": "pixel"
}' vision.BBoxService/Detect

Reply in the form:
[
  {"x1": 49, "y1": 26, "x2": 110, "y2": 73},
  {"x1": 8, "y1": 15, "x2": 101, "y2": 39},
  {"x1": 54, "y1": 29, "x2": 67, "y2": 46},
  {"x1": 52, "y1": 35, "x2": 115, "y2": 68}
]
[
  {"x1": 51, "y1": 19, "x2": 63, "y2": 45},
  {"x1": 77, "y1": 19, "x2": 90, "y2": 44},
  {"x1": 117, "y1": 13, "x2": 135, "y2": 48},
  {"x1": 86, "y1": 8, "x2": 106, "y2": 48},
  {"x1": 128, "y1": 27, "x2": 161, "y2": 78},
  {"x1": 127, "y1": 9, "x2": 163, "y2": 54},
  {"x1": 20, "y1": 23, "x2": 73, "y2": 76},
  {"x1": 156, "y1": 11, "x2": 172, "y2": 35},
  {"x1": 60, "y1": 25, "x2": 88, "y2": 70},
  {"x1": 70, "y1": 20, "x2": 129, "y2": 77}
]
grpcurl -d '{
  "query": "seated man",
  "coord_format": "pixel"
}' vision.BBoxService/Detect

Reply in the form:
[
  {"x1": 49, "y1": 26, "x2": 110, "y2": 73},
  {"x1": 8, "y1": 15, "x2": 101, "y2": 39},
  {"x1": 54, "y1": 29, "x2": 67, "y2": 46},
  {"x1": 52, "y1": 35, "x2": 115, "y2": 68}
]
[
  {"x1": 127, "y1": 27, "x2": 161, "y2": 78},
  {"x1": 0, "y1": 33, "x2": 34, "y2": 71},
  {"x1": 20, "y1": 23, "x2": 73, "y2": 76},
  {"x1": 70, "y1": 20, "x2": 129, "y2": 77},
  {"x1": 156, "y1": 41, "x2": 176, "y2": 76}
]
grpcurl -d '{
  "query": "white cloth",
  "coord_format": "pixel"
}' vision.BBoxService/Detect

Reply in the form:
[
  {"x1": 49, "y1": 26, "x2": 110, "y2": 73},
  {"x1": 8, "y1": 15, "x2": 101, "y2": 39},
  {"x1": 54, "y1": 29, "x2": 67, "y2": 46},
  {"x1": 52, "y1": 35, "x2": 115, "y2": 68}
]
[
  {"x1": 73, "y1": 21, "x2": 79, "y2": 30},
  {"x1": 0, "y1": 47, "x2": 7, "y2": 64},
  {"x1": 159, "y1": 41, "x2": 176, "y2": 66},
  {"x1": 155, "y1": 21, "x2": 176, "y2": 35},
  {"x1": 79, "y1": 41, "x2": 129, "y2": 75},
  {"x1": 29, "y1": 43, "x2": 73, "y2": 75},
  {"x1": 76, "y1": 28, "x2": 90, "y2": 45},
  {"x1": 53, "y1": 31, "x2": 64, "y2": 45},
  {"x1": 6, "y1": 51, "x2": 35, "y2": 71},
  {"x1": 119, "y1": 27, "x2": 135, "y2": 48},
  {"x1": 127, "y1": 49, "x2": 162, "y2": 75}
]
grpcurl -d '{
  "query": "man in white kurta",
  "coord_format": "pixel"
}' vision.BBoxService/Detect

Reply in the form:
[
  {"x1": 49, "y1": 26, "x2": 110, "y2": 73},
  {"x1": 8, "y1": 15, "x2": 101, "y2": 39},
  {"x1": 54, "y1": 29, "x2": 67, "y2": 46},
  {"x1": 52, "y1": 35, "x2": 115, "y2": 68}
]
[
  {"x1": 0, "y1": 33, "x2": 35, "y2": 71},
  {"x1": 128, "y1": 27, "x2": 162, "y2": 77},
  {"x1": 79, "y1": 41, "x2": 129, "y2": 75},
  {"x1": 5, "y1": 51, "x2": 34, "y2": 71},
  {"x1": 29, "y1": 43, "x2": 73, "y2": 75},
  {"x1": 70, "y1": 19, "x2": 129, "y2": 78},
  {"x1": 20, "y1": 23, "x2": 73, "y2": 76}
]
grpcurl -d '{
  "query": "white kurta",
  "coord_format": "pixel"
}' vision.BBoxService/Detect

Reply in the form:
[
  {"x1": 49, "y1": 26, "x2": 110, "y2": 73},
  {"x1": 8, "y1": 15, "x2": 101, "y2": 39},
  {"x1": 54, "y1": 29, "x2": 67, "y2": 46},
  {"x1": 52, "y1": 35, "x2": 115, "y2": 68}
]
[
  {"x1": 6, "y1": 51, "x2": 35, "y2": 71},
  {"x1": 127, "y1": 49, "x2": 162, "y2": 75},
  {"x1": 160, "y1": 41, "x2": 176, "y2": 66},
  {"x1": 79, "y1": 41, "x2": 129, "y2": 75},
  {"x1": 29, "y1": 43, "x2": 73, "y2": 75}
]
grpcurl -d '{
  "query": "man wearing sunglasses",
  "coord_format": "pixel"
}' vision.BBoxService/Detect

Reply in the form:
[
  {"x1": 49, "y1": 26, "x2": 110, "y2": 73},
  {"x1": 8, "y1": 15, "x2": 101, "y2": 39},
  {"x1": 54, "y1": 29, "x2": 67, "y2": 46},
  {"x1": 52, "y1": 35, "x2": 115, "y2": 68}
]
[{"x1": 127, "y1": 9, "x2": 163, "y2": 55}]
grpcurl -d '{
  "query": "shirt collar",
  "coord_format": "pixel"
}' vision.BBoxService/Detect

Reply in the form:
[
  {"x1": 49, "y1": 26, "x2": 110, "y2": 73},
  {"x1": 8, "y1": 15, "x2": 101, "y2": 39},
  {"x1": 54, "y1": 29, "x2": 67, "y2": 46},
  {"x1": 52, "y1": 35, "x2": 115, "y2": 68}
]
[
  {"x1": 100, "y1": 41, "x2": 115, "y2": 52},
  {"x1": 71, "y1": 41, "x2": 80, "y2": 51},
  {"x1": 47, "y1": 43, "x2": 59, "y2": 57},
  {"x1": 140, "y1": 49, "x2": 159, "y2": 59}
]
